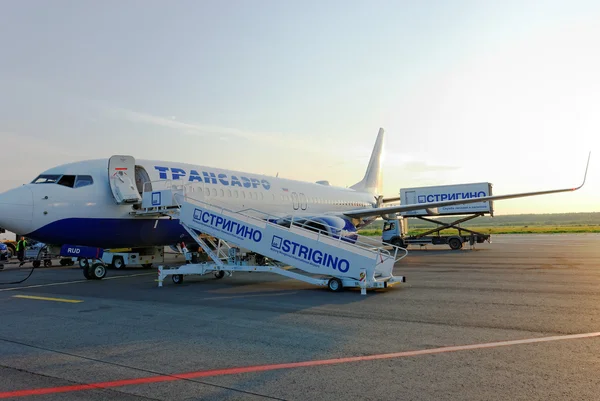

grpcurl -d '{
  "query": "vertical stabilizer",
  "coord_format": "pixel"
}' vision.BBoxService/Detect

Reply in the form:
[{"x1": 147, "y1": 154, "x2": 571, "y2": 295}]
[{"x1": 350, "y1": 128, "x2": 384, "y2": 195}]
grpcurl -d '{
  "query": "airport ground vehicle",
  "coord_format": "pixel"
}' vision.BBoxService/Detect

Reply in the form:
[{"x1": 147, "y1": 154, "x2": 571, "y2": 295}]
[
  {"x1": 24, "y1": 241, "x2": 56, "y2": 268},
  {"x1": 153, "y1": 192, "x2": 408, "y2": 294},
  {"x1": 77, "y1": 247, "x2": 164, "y2": 269},
  {"x1": 383, "y1": 183, "x2": 494, "y2": 250},
  {"x1": 0, "y1": 243, "x2": 8, "y2": 268},
  {"x1": 0, "y1": 240, "x2": 16, "y2": 259},
  {"x1": 382, "y1": 216, "x2": 490, "y2": 250}
]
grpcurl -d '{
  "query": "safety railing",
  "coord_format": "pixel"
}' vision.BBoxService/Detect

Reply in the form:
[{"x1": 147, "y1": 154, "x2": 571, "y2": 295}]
[{"x1": 175, "y1": 191, "x2": 408, "y2": 263}]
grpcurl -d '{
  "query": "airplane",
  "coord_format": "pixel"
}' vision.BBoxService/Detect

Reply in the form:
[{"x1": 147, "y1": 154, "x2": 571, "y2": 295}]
[{"x1": 0, "y1": 128, "x2": 589, "y2": 256}]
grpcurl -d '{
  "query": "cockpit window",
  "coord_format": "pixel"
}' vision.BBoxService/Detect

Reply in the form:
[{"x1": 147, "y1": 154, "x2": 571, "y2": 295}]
[
  {"x1": 57, "y1": 175, "x2": 76, "y2": 188},
  {"x1": 31, "y1": 175, "x2": 61, "y2": 184},
  {"x1": 74, "y1": 175, "x2": 94, "y2": 188},
  {"x1": 32, "y1": 174, "x2": 93, "y2": 188}
]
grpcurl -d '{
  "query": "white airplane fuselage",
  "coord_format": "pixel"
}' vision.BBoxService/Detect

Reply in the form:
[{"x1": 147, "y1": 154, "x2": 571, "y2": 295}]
[{"x1": 0, "y1": 158, "x2": 377, "y2": 249}]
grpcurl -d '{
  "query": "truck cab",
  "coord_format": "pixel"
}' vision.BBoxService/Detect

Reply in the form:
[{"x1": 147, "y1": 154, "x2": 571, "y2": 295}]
[{"x1": 382, "y1": 218, "x2": 406, "y2": 247}]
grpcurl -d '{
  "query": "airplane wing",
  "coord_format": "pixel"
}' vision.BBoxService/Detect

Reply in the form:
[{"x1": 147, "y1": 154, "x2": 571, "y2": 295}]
[{"x1": 344, "y1": 153, "x2": 590, "y2": 219}]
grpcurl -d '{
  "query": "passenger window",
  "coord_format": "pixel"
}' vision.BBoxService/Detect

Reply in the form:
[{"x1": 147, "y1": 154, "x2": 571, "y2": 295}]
[
  {"x1": 57, "y1": 175, "x2": 76, "y2": 188},
  {"x1": 227, "y1": 189, "x2": 232, "y2": 197},
  {"x1": 74, "y1": 175, "x2": 94, "y2": 188},
  {"x1": 220, "y1": 189, "x2": 224, "y2": 197},
  {"x1": 212, "y1": 188, "x2": 217, "y2": 196},
  {"x1": 234, "y1": 190, "x2": 238, "y2": 198}
]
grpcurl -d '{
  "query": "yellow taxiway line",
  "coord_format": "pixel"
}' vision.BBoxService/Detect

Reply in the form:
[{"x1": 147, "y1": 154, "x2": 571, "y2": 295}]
[{"x1": 12, "y1": 295, "x2": 84, "y2": 303}]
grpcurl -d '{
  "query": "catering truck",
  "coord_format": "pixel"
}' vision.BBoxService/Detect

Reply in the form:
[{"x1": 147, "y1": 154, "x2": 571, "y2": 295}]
[{"x1": 382, "y1": 182, "x2": 493, "y2": 250}]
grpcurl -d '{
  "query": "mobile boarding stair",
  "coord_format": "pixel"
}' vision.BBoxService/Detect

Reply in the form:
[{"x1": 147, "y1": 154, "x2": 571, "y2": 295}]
[{"x1": 155, "y1": 192, "x2": 408, "y2": 295}]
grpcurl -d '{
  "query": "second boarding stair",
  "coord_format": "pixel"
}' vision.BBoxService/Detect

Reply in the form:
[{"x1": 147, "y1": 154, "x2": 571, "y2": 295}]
[{"x1": 150, "y1": 189, "x2": 407, "y2": 294}]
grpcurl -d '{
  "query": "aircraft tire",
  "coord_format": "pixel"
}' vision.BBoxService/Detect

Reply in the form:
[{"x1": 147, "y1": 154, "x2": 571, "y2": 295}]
[
  {"x1": 90, "y1": 263, "x2": 106, "y2": 280},
  {"x1": 328, "y1": 277, "x2": 343, "y2": 292},
  {"x1": 214, "y1": 270, "x2": 225, "y2": 279},
  {"x1": 172, "y1": 274, "x2": 184, "y2": 285}
]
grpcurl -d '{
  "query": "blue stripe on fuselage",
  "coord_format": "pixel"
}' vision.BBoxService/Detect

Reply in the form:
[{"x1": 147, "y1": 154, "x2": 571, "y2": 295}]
[{"x1": 27, "y1": 218, "x2": 192, "y2": 248}]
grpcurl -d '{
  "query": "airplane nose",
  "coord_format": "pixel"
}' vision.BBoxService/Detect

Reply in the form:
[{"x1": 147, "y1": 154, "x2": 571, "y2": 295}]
[{"x1": 0, "y1": 186, "x2": 34, "y2": 235}]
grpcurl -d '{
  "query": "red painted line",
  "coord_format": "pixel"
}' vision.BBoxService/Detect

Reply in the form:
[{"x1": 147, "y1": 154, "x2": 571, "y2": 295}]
[
  {"x1": 2, "y1": 331, "x2": 599, "y2": 398},
  {"x1": 114, "y1": 168, "x2": 128, "y2": 171}
]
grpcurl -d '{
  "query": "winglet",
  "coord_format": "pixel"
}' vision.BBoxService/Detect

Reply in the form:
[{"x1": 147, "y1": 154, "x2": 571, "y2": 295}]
[{"x1": 573, "y1": 151, "x2": 591, "y2": 190}]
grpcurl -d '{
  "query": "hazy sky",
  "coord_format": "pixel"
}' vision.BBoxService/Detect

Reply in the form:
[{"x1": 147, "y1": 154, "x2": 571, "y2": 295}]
[{"x1": 0, "y1": 0, "x2": 598, "y2": 217}]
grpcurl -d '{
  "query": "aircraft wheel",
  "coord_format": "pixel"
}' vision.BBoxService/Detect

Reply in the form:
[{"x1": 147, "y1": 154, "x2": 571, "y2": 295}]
[
  {"x1": 32, "y1": 260, "x2": 41, "y2": 268},
  {"x1": 214, "y1": 270, "x2": 225, "y2": 279},
  {"x1": 448, "y1": 237, "x2": 463, "y2": 250},
  {"x1": 328, "y1": 277, "x2": 343, "y2": 292},
  {"x1": 172, "y1": 274, "x2": 184, "y2": 285},
  {"x1": 44, "y1": 260, "x2": 52, "y2": 267},
  {"x1": 111, "y1": 256, "x2": 125, "y2": 269},
  {"x1": 90, "y1": 263, "x2": 107, "y2": 280},
  {"x1": 79, "y1": 258, "x2": 89, "y2": 269}
]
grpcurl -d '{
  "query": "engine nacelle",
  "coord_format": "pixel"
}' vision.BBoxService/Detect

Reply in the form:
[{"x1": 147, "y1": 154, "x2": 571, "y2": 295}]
[{"x1": 291, "y1": 216, "x2": 358, "y2": 243}]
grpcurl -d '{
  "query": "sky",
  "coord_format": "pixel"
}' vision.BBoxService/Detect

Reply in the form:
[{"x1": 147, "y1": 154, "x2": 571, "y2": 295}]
[{"x1": 0, "y1": 0, "x2": 599, "y2": 222}]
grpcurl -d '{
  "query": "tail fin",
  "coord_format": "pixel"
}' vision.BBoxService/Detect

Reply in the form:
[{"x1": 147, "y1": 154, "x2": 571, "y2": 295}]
[{"x1": 350, "y1": 128, "x2": 384, "y2": 195}]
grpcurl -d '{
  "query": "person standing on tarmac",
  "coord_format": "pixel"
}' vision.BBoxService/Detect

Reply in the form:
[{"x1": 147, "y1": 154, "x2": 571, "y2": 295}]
[{"x1": 16, "y1": 236, "x2": 27, "y2": 267}]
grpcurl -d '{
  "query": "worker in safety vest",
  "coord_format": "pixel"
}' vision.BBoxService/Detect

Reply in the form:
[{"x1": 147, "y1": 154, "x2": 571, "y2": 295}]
[{"x1": 16, "y1": 237, "x2": 27, "y2": 266}]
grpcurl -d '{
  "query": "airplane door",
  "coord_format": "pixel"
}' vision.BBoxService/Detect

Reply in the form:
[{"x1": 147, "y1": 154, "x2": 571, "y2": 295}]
[
  {"x1": 291, "y1": 192, "x2": 299, "y2": 210},
  {"x1": 135, "y1": 166, "x2": 152, "y2": 195},
  {"x1": 299, "y1": 193, "x2": 307, "y2": 210},
  {"x1": 108, "y1": 155, "x2": 142, "y2": 204}
]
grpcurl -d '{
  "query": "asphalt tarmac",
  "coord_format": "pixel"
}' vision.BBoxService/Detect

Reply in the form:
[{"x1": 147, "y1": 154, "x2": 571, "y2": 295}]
[{"x1": 0, "y1": 234, "x2": 599, "y2": 400}]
